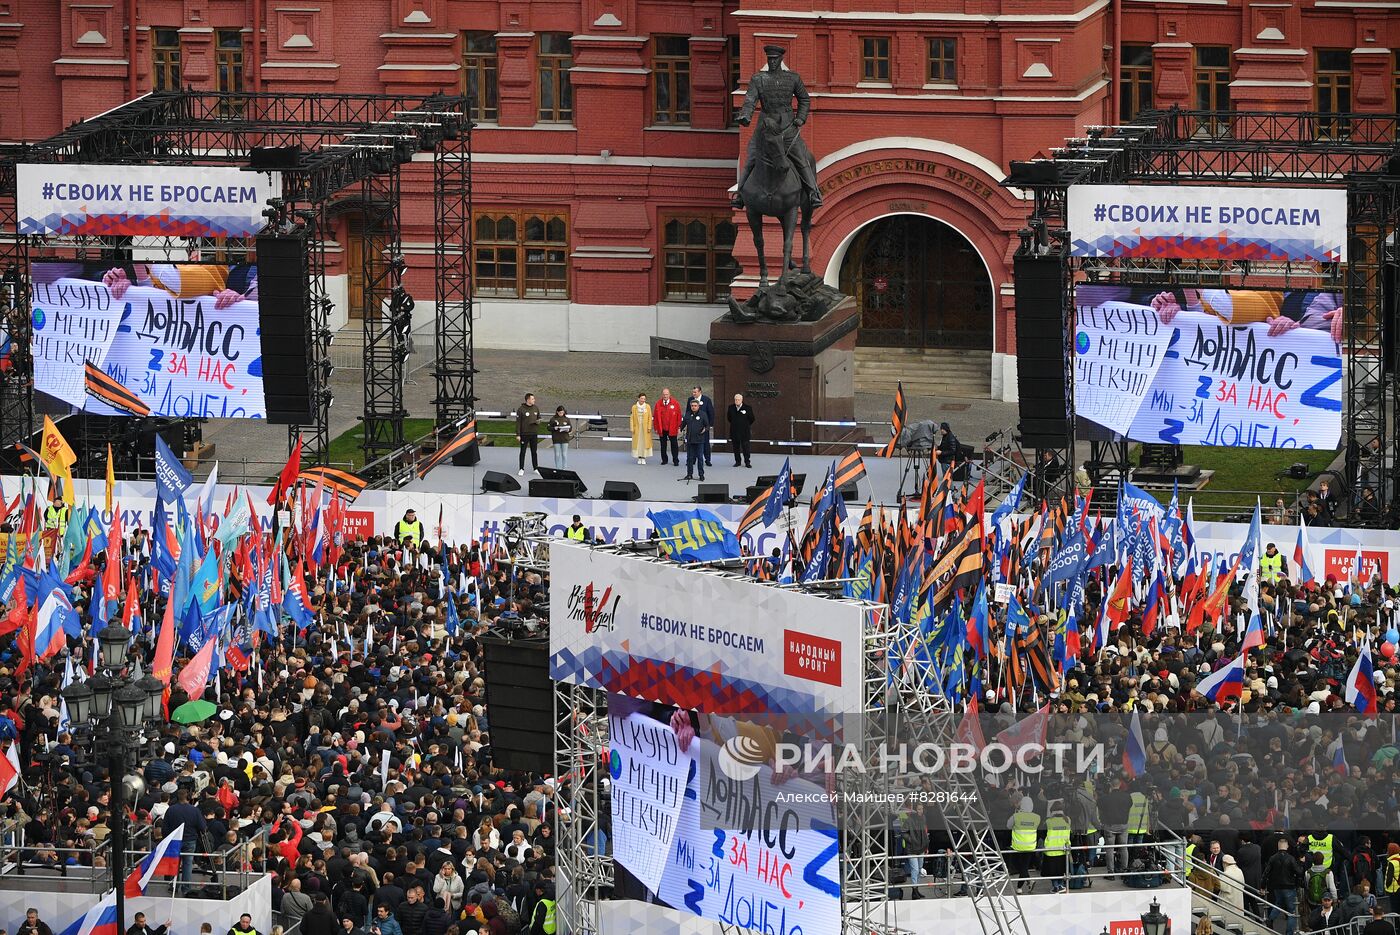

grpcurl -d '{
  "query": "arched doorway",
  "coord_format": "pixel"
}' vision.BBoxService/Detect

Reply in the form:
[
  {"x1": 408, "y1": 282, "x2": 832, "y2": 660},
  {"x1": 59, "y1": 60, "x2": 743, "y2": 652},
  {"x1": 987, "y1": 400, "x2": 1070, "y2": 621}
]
[{"x1": 839, "y1": 215, "x2": 993, "y2": 349}]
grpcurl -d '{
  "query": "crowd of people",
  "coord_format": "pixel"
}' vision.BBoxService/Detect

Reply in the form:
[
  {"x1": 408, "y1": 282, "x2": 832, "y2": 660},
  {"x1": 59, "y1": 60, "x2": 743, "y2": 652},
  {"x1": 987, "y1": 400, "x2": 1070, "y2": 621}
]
[
  {"x1": 0, "y1": 447, "x2": 1399, "y2": 935},
  {"x1": 0, "y1": 517, "x2": 564, "y2": 935}
]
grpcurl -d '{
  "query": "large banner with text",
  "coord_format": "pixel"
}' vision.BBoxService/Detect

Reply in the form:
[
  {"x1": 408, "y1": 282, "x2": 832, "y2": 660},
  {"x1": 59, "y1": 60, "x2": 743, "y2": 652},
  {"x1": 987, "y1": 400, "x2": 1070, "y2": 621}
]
[
  {"x1": 607, "y1": 708, "x2": 841, "y2": 935},
  {"x1": 549, "y1": 542, "x2": 864, "y2": 715},
  {"x1": 1072, "y1": 284, "x2": 1342, "y2": 449},
  {"x1": 28, "y1": 261, "x2": 266, "y2": 419},
  {"x1": 1067, "y1": 184, "x2": 1346, "y2": 262},
  {"x1": 17, "y1": 163, "x2": 280, "y2": 238}
]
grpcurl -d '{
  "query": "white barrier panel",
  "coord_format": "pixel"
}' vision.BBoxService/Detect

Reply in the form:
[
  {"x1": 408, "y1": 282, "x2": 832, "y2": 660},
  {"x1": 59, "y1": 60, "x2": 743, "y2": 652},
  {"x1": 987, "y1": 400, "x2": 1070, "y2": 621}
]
[
  {"x1": 597, "y1": 883, "x2": 1193, "y2": 935},
  {"x1": 0, "y1": 872, "x2": 271, "y2": 935},
  {"x1": 549, "y1": 542, "x2": 864, "y2": 715}
]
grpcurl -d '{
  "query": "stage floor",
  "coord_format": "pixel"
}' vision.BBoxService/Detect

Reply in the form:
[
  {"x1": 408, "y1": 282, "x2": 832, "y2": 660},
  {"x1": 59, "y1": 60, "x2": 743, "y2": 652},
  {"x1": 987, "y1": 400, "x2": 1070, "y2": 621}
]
[{"x1": 399, "y1": 441, "x2": 962, "y2": 507}]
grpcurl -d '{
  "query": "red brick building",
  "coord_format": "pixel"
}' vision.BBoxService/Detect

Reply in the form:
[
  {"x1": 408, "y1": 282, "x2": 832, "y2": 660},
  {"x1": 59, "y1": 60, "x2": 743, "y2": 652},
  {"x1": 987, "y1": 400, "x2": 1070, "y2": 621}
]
[{"x1": 0, "y1": 0, "x2": 1396, "y2": 401}]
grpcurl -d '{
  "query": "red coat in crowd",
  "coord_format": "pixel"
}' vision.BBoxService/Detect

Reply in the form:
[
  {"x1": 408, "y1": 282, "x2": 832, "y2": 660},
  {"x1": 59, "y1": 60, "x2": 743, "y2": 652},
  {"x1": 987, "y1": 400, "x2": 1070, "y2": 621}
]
[{"x1": 653, "y1": 396, "x2": 682, "y2": 435}]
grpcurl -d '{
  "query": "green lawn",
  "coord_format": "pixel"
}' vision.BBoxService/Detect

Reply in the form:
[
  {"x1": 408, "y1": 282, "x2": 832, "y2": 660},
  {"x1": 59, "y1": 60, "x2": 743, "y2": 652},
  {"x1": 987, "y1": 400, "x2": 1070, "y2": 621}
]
[
  {"x1": 1132, "y1": 444, "x2": 1339, "y2": 520},
  {"x1": 325, "y1": 418, "x2": 513, "y2": 471}
]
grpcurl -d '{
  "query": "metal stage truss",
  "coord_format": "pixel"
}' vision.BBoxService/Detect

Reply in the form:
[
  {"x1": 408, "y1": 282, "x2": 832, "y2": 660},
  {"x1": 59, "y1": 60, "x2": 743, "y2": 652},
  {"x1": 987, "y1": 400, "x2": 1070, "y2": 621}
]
[
  {"x1": 0, "y1": 91, "x2": 473, "y2": 470},
  {"x1": 548, "y1": 540, "x2": 1023, "y2": 935},
  {"x1": 1006, "y1": 108, "x2": 1400, "y2": 521}
]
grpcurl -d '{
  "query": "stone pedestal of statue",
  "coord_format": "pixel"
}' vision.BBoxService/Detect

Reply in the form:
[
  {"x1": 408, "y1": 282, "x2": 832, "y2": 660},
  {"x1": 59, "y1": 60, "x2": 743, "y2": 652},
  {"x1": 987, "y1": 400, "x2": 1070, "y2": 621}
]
[{"x1": 708, "y1": 294, "x2": 863, "y2": 458}]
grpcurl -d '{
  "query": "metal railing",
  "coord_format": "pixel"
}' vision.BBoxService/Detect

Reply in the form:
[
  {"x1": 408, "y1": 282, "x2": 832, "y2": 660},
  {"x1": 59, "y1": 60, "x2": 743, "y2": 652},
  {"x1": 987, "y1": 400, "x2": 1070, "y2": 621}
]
[
  {"x1": 887, "y1": 839, "x2": 1188, "y2": 898},
  {"x1": 0, "y1": 824, "x2": 267, "y2": 899}
]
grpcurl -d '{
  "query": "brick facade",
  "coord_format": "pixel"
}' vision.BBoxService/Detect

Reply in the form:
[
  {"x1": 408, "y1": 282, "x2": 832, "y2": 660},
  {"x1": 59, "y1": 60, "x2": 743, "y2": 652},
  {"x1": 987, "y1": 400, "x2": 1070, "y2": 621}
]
[{"x1": 1, "y1": 1, "x2": 1396, "y2": 400}]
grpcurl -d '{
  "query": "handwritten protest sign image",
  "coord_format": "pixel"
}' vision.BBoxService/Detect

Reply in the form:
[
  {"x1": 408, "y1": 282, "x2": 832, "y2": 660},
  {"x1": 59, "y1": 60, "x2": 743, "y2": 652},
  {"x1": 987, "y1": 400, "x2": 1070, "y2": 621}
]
[
  {"x1": 28, "y1": 262, "x2": 266, "y2": 419},
  {"x1": 637, "y1": 714, "x2": 841, "y2": 935},
  {"x1": 1073, "y1": 286, "x2": 1342, "y2": 449},
  {"x1": 608, "y1": 711, "x2": 690, "y2": 892}
]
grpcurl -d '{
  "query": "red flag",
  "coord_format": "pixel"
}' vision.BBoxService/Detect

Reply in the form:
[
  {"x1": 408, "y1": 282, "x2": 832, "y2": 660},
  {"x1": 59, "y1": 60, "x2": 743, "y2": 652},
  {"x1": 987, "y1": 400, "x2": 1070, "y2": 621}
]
[
  {"x1": 153, "y1": 590, "x2": 176, "y2": 685},
  {"x1": 1104, "y1": 557, "x2": 1135, "y2": 629},
  {"x1": 0, "y1": 575, "x2": 28, "y2": 636},
  {"x1": 122, "y1": 575, "x2": 139, "y2": 631},
  {"x1": 65, "y1": 536, "x2": 95, "y2": 586},
  {"x1": 268, "y1": 436, "x2": 302, "y2": 505},
  {"x1": 0, "y1": 743, "x2": 18, "y2": 798},
  {"x1": 14, "y1": 608, "x2": 33, "y2": 681},
  {"x1": 175, "y1": 638, "x2": 217, "y2": 698}
]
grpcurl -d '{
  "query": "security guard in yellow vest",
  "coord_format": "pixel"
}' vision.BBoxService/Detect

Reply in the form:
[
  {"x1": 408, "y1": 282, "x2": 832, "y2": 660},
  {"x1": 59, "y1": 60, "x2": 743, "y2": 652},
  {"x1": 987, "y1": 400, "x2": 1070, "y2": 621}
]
[
  {"x1": 395, "y1": 508, "x2": 425, "y2": 547},
  {"x1": 1308, "y1": 832, "x2": 1335, "y2": 873},
  {"x1": 565, "y1": 515, "x2": 588, "y2": 542},
  {"x1": 1260, "y1": 543, "x2": 1286, "y2": 583},
  {"x1": 1009, "y1": 796, "x2": 1041, "y2": 892},
  {"x1": 43, "y1": 501, "x2": 70, "y2": 535},
  {"x1": 1185, "y1": 839, "x2": 1198, "y2": 877},
  {"x1": 1127, "y1": 789, "x2": 1151, "y2": 838},
  {"x1": 1384, "y1": 848, "x2": 1400, "y2": 897},
  {"x1": 1044, "y1": 809, "x2": 1073, "y2": 893}
]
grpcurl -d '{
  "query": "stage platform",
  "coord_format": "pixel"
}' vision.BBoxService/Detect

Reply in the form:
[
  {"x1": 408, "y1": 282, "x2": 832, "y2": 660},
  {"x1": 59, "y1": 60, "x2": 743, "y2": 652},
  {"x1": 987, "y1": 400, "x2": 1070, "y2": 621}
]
[{"x1": 399, "y1": 441, "x2": 969, "y2": 508}]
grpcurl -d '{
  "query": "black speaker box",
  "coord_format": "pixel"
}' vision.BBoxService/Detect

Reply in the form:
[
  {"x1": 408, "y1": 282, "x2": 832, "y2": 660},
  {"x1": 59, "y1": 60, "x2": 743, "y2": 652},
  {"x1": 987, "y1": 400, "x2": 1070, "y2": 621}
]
[
  {"x1": 601, "y1": 480, "x2": 641, "y2": 501},
  {"x1": 249, "y1": 145, "x2": 302, "y2": 170},
  {"x1": 538, "y1": 467, "x2": 587, "y2": 493},
  {"x1": 480, "y1": 636, "x2": 553, "y2": 774},
  {"x1": 838, "y1": 481, "x2": 859, "y2": 502},
  {"x1": 451, "y1": 444, "x2": 481, "y2": 467},
  {"x1": 1013, "y1": 253, "x2": 1069, "y2": 442},
  {"x1": 696, "y1": 483, "x2": 729, "y2": 503},
  {"x1": 256, "y1": 235, "x2": 313, "y2": 423},
  {"x1": 530, "y1": 478, "x2": 582, "y2": 497},
  {"x1": 481, "y1": 470, "x2": 521, "y2": 493}
]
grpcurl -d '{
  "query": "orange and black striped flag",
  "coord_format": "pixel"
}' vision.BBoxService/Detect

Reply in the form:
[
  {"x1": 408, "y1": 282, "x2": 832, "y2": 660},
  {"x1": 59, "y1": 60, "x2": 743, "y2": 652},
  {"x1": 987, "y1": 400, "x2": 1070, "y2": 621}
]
[
  {"x1": 84, "y1": 361, "x2": 151, "y2": 417},
  {"x1": 833, "y1": 450, "x2": 867, "y2": 491},
  {"x1": 878, "y1": 382, "x2": 906, "y2": 457},
  {"x1": 416, "y1": 418, "x2": 479, "y2": 480},
  {"x1": 855, "y1": 500, "x2": 875, "y2": 552},
  {"x1": 297, "y1": 466, "x2": 368, "y2": 502},
  {"x1": 738, "y1": 489, "x2": 769, "y2": 536}
]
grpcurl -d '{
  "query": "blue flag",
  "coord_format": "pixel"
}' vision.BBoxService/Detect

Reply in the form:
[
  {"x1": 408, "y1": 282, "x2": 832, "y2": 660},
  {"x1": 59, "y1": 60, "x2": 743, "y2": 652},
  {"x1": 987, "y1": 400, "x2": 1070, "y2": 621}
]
[
  {"x1": 445, "y1": 588, "x2": 461, "y2": 636},
  {"x1": 648, "y1": 509, "x2": 741, "y2": 563},
  {"x1": 154, "y1": 435, "x2": 193, "y2": 505},
  {"x1": 762, "y1": 458, "x2": 793, "y2": 526}
]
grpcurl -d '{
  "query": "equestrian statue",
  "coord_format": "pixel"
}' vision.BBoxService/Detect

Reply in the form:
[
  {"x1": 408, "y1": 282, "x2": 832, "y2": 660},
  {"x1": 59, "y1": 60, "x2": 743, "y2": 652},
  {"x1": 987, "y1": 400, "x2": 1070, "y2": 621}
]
[{"x1": 727, "y1": 45, "x2": 845, "y2": 324}]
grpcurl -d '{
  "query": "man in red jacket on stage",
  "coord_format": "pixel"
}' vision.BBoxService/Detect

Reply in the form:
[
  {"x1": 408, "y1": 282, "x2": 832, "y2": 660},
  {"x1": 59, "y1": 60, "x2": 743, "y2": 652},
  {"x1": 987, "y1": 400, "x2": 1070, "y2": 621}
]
[{"x1": 652, "y1": 387, "x2": 682, "y2": 467}]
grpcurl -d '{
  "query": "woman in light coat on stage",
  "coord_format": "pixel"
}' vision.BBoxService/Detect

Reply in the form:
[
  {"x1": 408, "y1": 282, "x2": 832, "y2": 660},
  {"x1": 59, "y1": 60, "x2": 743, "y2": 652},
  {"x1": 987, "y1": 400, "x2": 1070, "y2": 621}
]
[{"x1": 630, "y1": 392, "x2": 654, "y2": 464}]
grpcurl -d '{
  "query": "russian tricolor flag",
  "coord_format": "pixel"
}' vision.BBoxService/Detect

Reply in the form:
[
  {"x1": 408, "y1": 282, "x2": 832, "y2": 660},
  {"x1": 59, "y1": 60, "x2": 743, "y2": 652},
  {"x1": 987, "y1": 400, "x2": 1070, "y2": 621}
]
[
  {"x1": 1123, "y1": 708, "x2": 1146, "y2": 778},
  {"x1": 1293, "y1": 518, "x2": 1316, "y2": 587},
  {"x1": 1346, "y1": 642, "x2": 1378, "y2": 716},
  {"x1": 1332, "y1": 743, "x2": 1349, "y2": 776},
  {"x1": 1196, "y1": 653, "x2": 1246, "y2": 706},
  {"x1": 124, "y1": 823, "x2": 184, "y2": 897},
  {"x1": 1241, "y1": 610, "x2": 1265, "y2": 653},
  {"x1": 58, "y1": 890, "x2": 119, "y2": 935}
]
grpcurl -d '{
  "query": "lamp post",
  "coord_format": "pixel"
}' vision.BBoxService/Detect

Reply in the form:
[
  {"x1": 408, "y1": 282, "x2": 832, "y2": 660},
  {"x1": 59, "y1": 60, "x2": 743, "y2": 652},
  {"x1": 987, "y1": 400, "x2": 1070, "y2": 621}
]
[
  {"x1": 1141, "y1": 897, "x2": 1170, "y2": 935},
  {"x1": 62, "y1": 624, "x2": 166, "y2": 935}
]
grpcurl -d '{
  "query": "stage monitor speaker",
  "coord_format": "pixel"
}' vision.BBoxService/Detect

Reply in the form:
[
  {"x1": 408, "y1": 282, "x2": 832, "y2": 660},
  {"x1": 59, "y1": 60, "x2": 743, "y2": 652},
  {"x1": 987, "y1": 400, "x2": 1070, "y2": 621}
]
[
  {"x1": 537, "y1": 467, "x2": 588, "y2": 493},
  {"x1": 249, "y1": 145, "x2": 302, "y2": 170},
  {"x1": 696, "y1": 483, "x2": 729, "y2": 503},
  {"x1": 530, "y1": 478, "x2": 583, "y2": 497},
  {"x1": 602, "y1": 480, "x2": 641, "y2": 501},
  {"x1": 746, "y1": 484, "x2": 767, "y2": 503},
  {"x1": 451, "y1": 443, "x2": 481, "y2": 467},
  {"x1": 757, "y1": 473, "x2": 807, "y2": 495},
  {"x1": 256, "y1": 235, "x2": 313, "y2": 423},
  {"x1": 839, "y1": 481, "x2": 860, "y2": 502},
  {"x1": 481, "y1": 470, "x2": 521, "y2": 493},
  {"x1": 1013, "y1": 253, "x2": 1069, "y2": 444},
  {"x1": 479, "y1": 636, "x2": 553, "y2": 774}
]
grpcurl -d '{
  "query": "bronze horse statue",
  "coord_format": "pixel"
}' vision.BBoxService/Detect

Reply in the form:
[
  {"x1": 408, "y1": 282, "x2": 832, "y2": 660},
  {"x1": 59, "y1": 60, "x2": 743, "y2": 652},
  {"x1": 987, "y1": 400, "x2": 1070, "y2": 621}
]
[{"x1": 736, "y1": 111, "x2": 815, "y2": 287}]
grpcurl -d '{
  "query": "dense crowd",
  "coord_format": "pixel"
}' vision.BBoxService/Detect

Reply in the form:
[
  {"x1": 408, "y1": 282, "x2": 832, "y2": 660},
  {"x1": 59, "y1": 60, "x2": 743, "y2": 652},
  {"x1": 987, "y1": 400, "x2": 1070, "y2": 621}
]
[
  {"x1": 1, "y1": 474, "x2": 1399, "y2": 935},
  {"x1": 0, "y1": 524, "x2": 562, "y2": 935}
]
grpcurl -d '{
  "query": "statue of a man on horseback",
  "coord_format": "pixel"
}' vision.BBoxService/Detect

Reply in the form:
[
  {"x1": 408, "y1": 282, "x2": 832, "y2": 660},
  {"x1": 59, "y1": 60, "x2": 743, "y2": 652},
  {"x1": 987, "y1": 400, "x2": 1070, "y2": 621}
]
[{"x1": 725, "y1": 45, "x2": 844, "y2": 324}]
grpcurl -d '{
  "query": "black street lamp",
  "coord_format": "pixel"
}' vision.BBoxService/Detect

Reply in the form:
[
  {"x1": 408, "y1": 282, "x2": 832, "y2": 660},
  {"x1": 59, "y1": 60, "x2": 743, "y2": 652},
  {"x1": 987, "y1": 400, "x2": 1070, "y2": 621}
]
[
  {"x1": 62, "y1": 624, "x2": 164, "y2": 935},
  {"x1": 1141, "y1": 898, "x2": 1170, "y2": 935}
]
